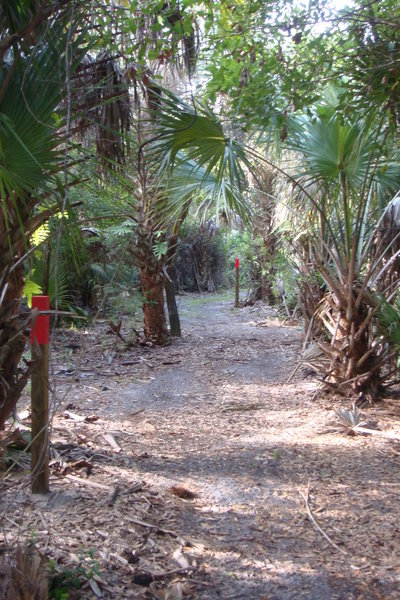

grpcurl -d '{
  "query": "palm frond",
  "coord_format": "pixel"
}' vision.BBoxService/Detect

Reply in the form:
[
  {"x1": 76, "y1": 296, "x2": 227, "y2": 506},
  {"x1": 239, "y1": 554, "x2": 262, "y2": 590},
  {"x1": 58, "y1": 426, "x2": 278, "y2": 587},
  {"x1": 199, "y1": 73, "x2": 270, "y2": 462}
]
[
  {"x1": 288, "y1": 115, "x2": 400, "y2": 199},
  {"x1": 159, "y1": 156, "x2": 250, "y2": 224},
  {"x1": 150, "y1": 91, "x2": 253, "y2": 204}
]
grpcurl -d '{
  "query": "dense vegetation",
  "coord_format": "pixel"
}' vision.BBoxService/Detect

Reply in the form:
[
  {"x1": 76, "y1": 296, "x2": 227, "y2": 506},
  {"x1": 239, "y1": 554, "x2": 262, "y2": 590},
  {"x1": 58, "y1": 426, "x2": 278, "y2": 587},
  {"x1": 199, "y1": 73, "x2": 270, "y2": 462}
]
[{"x1": 1, "y1": 0, "x2": 400, "y2": 429}]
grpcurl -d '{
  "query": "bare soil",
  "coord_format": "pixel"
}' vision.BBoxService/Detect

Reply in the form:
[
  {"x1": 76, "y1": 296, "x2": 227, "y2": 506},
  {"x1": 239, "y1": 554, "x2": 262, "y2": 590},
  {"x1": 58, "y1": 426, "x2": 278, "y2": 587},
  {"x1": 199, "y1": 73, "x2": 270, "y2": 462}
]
[{"x1": 1, "y1": 293, "x2": 400, "y2": 599}]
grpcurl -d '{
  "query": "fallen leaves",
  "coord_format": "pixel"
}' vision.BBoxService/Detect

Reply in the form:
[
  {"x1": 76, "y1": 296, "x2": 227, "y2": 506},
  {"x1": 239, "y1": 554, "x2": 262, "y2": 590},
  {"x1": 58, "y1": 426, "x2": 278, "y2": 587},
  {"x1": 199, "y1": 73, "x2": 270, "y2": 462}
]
[
  {"x1": 2, "y1": 296, "x2": 400, "y2": 599},
  {"x1": 169, "y1": 486, "x2": 197, "y2": 500}
]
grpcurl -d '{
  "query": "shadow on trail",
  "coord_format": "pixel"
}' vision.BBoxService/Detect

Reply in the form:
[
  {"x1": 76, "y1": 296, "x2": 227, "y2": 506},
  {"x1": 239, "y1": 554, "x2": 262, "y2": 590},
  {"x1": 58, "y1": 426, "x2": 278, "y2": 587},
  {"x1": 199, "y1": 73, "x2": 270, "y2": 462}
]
[{"x1": 113, "y1": 295, "x2": 398, "y2": 600}]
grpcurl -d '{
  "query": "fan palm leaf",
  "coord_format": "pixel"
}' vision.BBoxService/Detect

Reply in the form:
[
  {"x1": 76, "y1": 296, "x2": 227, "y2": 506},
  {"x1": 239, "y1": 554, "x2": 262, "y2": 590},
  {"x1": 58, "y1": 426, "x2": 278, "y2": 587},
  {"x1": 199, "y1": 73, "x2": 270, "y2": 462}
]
[
  {"x1": 151, "y1": 91, "x2": 253, "y2": 203},
  {"x1": 289, "y1": 115, "x2": 400, "y2": 198},
  {"x1": 159, "y1": 155, "x2": 250, "y2": 223}
]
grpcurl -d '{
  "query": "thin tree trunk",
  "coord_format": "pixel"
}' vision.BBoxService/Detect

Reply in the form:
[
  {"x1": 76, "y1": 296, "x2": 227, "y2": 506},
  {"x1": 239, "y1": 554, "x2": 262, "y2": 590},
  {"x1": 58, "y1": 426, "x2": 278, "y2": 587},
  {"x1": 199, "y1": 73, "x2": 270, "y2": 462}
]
[
  {"x1": 163, "y1": 208, "x2": 188, "y2": 338},
  {"x1": 165, "y1": 273, "x2": 181, "y2": 336},
  {"x1": 41, "y1": 241, "x2": 51, "y2": 295}
]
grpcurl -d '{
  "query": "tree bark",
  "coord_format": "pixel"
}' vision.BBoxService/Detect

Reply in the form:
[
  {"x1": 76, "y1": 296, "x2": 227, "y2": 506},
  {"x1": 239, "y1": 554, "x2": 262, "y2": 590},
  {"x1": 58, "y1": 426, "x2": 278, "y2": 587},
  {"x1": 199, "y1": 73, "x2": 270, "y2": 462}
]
[
  {"x1": 135, "y1": 226, "x2": 169, "y2": 345},
  {"x1": 139, "y1": 266, "x2": 169, "y2": 344},
  {"x1": 316, "y1": 289, "x2": 381, "y2": 396},
  {"x1": 165, "y1": 274, "x2": 181, "y2": 337},
  {"x1": 163, "y1": 208, "x2": 189, "y2": 337},
  {"x1": 0, "y1": 264, "x2": 32, "y2": 429}
]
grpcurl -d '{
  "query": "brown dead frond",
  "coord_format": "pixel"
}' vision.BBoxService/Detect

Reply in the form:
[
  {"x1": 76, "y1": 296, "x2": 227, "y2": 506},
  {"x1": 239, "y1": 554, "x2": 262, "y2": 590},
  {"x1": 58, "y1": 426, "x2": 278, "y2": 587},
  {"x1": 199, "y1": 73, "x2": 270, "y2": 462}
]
[{"x1": 7, "y1": 546, "x2": 47, "y2": 600}]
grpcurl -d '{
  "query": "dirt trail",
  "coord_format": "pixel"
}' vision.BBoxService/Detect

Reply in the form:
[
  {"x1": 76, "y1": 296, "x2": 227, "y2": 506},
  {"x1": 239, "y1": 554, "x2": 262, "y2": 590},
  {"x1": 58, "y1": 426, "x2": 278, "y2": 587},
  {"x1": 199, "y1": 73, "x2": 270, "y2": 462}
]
[
  {"x1": 2, "y1": 294, "x2": 400, "y2": 599},
  {"x1": 98, "y1": 295, "x2": 400, "y2": 598}
]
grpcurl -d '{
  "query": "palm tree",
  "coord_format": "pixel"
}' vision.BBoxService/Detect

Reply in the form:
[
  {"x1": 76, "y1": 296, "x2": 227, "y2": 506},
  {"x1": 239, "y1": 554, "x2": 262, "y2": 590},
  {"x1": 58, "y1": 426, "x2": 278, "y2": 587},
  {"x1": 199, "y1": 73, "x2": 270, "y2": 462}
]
[
  {"x1": 0, "y1": 1, "x2": 130, "y2": 428},
  {"x1": 288, "y1": 113, "x2": 400, "y2": 396},
  {"x1": 0, "y1": 2, "x2": 88, "y2": 428},
  {"x1": 121, "y1": 86, "x2": 251, "y2": 345}
]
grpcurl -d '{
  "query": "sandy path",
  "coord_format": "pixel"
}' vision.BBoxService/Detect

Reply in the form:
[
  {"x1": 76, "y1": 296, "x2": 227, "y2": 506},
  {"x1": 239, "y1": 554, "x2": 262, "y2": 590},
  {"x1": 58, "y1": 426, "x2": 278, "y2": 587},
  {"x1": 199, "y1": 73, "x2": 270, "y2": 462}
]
[{"x1": 2, "y1": 294, "x2": 399, "y2": 599}]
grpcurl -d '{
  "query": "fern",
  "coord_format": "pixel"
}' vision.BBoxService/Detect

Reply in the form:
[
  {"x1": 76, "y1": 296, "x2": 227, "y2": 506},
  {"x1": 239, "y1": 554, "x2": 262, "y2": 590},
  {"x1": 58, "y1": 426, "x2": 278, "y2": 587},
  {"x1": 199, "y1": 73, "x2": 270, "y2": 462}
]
[
  {"x1": 153, "y1": 240, "x2": 168, "y2": 259},
  {"x1": 23, "y1": 275, "x2": 42, "y2": 307},
  {"x1": 106, "y1": 220, "x2": 136, "y2": 238},
  {"x1": 30, "y1": 222, "x2": 50, "y2": 248}
]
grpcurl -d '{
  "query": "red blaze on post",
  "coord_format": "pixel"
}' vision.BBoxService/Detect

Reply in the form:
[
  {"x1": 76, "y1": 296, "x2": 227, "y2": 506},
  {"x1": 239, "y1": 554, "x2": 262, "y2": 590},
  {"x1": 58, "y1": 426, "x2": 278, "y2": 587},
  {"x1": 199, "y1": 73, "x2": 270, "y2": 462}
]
[
  {"x1": 235, "y1": 257, "x2": 239, "y2": 269},
  {"x1": 31, "y1": 296, "x2": 50, "y2": 345}
]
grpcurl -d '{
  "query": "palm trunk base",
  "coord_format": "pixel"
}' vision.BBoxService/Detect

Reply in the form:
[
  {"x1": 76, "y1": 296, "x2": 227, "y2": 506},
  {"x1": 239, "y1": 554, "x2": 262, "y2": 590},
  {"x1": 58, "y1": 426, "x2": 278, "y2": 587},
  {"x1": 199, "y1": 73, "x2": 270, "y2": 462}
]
[
  {"x1": 140, "y1": 270, "x2": 169, "y2": 345},
  {"x1": 0, "y1": 268, "x2": 32, "y2": 429}
]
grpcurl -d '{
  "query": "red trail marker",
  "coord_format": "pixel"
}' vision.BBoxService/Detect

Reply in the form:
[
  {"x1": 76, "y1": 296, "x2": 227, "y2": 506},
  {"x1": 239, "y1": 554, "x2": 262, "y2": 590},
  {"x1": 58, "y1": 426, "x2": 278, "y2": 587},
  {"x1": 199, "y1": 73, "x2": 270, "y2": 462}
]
[
  {"x1": 31, "y1": 295, "x2": 50, "y2": 345},
  {"x1": 235, "y1": 258, "x2": 240, "y2": 307}
]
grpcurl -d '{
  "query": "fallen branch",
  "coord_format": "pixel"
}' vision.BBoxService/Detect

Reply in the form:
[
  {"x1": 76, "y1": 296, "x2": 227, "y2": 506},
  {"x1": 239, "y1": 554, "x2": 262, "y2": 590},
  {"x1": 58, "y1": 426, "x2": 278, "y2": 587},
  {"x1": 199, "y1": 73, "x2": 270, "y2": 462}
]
[
  {"x1": 124, "y1": 515, "x2": 182, "y2": 538},
  {"x1": 103, "y1": 433, "x2": 122, "y2": 453},
  {"x1": 286, "y1": 362, "x2": 300, "y2": 384},
  {"x1": 299, "y1": 482, "x2": 347, "y2": 555},
  {"x1": 132, "y1": 567, "x2": 189, "y2": 586},
  {"x1": 352, "y1": 426, "x2": 400, "y2": 441},
  {"x1": 65, "y1": 474, "x2": 111, "y2": 491},
  {"x1": 221, "y1": 402, "x2": 264, "y2": 413},
  {"x1": 123, "y1": 515, "x2": 194, "y2": 547}
]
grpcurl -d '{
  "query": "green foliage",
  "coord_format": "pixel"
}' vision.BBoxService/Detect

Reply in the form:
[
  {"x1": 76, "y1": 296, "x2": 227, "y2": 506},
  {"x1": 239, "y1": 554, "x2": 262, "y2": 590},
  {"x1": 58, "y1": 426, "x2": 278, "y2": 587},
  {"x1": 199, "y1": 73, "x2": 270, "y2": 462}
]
[
  {"x1": 37, "y1": 183, "x2": 139, "y2": 312},
  {"x1": 377, "y1": 299, "x2": 400, "y2": 351},
  {"x1": 48, "y1": 551, "x2": 100, "y2": 600},
  {"x1": 286, "y1": 106, "x2": 400, "y2": 392},
  {"x1": 0, "y1": 4, "x2": 89, "y2": 209},
  {"x1": 339, "y1": 0, "x2": 400, "y2": 125},
  {"x1": 153, "y1": 239, "x2": 168, "y2": 259},
  {"x1": 201, "y1": 0, "x2": 335, "y2": 129},
  {"x1": 153, "y1": 91, "x2": 253, "y2": 223},
  {"x1": 225, "y1": 228, "x2": 298, "y2": 308},
  {"x1": 289, "y1": 114, "x2": 400, "y2": 198},
  {"x1": 117, "y1": 0, "x2": 200, "y2": 71},
  {"x1": 225, "y1": 230, "x2": 253, "y2": 286},
  {"x1": 199, "y1": 0, "x2": 400, "y2": 138},
  {"x1": 22, "y1": 275, "x2": 42, "y2": 308}
]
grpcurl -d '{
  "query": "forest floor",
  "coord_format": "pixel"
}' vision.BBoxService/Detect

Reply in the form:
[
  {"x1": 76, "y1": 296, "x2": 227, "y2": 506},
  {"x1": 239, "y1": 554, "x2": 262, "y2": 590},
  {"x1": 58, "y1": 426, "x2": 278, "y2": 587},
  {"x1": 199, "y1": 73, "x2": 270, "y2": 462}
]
[{"x1": 1, "y1": 292, "x2": 400, "y2": 599}]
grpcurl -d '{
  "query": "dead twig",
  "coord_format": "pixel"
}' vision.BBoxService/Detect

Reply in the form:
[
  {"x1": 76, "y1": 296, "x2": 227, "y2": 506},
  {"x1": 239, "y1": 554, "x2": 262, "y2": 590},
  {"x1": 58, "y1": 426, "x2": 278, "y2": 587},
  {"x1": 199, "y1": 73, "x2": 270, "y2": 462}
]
[
  {"x1": 299, "y1": 481, "x2": 348, "y2": 555},
  {"x1": 103, "y1": 433, "x2": 122, "y2": 453},
  {"x1": 107, "y1": 484, "x2": 120, "y2": 506},
  {"x1": 123, "y1": 515, "x2": 196, "y2": 547}
]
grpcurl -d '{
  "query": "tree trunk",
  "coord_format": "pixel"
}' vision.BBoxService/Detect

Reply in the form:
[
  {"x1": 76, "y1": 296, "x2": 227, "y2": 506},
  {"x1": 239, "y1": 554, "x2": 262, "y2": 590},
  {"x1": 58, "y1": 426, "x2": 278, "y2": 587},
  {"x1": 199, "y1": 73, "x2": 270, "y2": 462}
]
[
  {"x1": 316, "y1": 290, "x2": 381, "y2": 396},
  {"x1": 165, "y1": 275, "x2": 181, "y2": 337},
  {"x1": 139, "y1": 266, "x2": 169, "y2": 344},
  {"x1": 0, "y1": 265, "x2": 32, "y2": 429},
  {"x1": 163, "y1": 210, "x2": 188, "y2": 338},
  {"x1": 136, "y1": 227, "x2": 169, "y2": 345}
]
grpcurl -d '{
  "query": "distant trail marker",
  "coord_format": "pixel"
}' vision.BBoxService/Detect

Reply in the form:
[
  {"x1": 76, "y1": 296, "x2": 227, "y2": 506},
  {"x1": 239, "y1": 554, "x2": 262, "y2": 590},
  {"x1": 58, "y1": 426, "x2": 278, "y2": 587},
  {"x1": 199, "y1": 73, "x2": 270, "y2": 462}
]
[
  {"x1": 31, "y1": 295, "x2": 50, "y2": 494},
  {"x1": 235, "y1": 257, "x2": 240, "y2": 308}
]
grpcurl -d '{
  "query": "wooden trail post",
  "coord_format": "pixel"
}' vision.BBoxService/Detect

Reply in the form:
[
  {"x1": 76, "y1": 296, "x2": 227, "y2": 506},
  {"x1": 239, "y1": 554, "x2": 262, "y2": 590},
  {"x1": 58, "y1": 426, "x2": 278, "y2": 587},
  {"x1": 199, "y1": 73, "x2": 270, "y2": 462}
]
[
  {"x1": 31, "y1": 295, "x2": 50, "y2": 494},
  {"x1": 235, "y1": 257, "x2": 240, "y2": 308}
]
